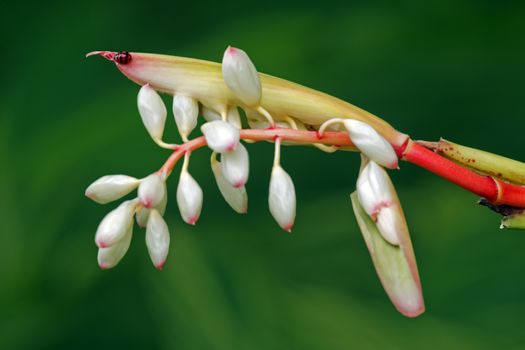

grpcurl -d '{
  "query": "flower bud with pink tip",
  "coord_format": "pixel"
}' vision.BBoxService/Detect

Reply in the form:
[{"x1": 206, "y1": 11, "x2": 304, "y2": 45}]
[
  {"x1": 137, "y1": 84, "x2": 167, "y2": 143},
  {"x1": 97, "y1": 225, "x2": 132, "y2": 269},
  {"x1": 222, "y1": 46, "x2": 262, "y2": 106},
  {"x1": 145, "y1": 209, "x2": 170, "y2": 269},
  {"x1": 95, "y1": 199, "x2": 138, "y2": 248},
  {"x1": 343, "y1": 119, "x2": 398, "y2": 169},
  {"x1": 221, "y1": 143, "x2": 250, "y2": 188},
  {"x1": 356, "y1": 160, "x2": 400, "y2": 245},
  {"x1": 202, "y1": 106, "x2": 242, "y2": 129},
  {"x1": 172, "y1": 94, "x2": 199, "y2": 141},
  {"x1": 136, "y1": 191, "x2": 167, "y2": 228},
  {"x1": 176, "y1": 170, "x2": 203, "y2": 225},
  {"x1": 269, "y1": 165, "x2": 296, "y2": 232},
  {"x1": 201, "y1": 120, "x2": 240, "y2": 153},
  {"x1": 85, "y1": 175, "x2": 140, "y2": 204},
  {"x1": 211, "y1": 156, "x2": 248, "y2": 214},
  {"x1": 138, "y1": 173, "x2": 166, "y2": 209}
]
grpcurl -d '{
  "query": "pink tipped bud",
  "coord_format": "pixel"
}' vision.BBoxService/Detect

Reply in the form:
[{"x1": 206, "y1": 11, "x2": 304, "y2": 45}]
[
  {"x1": 137, "y1": 84, "x2": 167, "y2": 142},
  {"x1": 357, "y1": 161, "x2": 400, "y2": 245},
  {"x1": 97, "y1": 225, "x2": 133, "y2": 269},
  {"x1": 221, "y1": 143, "x2": 250, "y2": 188},
  {"x1": 211, "y1": 157, "x2": 248, "y2": 214},
  {"x1": 95, "y1": 199, "x2": 138, "y2": 248},
  {"x1": 343, "y1": 119, "x2": 398, "y2": 169},
  {"x1": 138, "y1": 173, "x2": 166, "y2": 209},
  {"x1": 201, "y1": 120, "x2": 240, "y2": 153},
  {"x1": 145, "y1": 209, "x2": 170, "y2": 269},
  {"x1": 176, "y1": 170, "x2": 203, "y2": 225},
  {"x1": 85, "y1": 175, "x2": 140, "y2": 204},
  {"x1": 172, "y1": 94, "x2": 199, "y2": 140},
  {"x1": 222, "y1": 46, "x2": 262, "y2": 106},
  {"x1": 269, "y1": 165, "x2": 296, "y2": 232},
  {"x1": 136, "y1": 191, "x2": 167, "y2": 228}
]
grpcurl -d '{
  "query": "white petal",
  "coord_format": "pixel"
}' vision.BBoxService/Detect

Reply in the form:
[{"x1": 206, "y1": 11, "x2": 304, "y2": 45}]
[
  {"x1": 145, "y1": 209, "x2": 170, "y2": 269},
  {"x1": 172, "y1": 94, "x2": 199, "y2": 139},
  {"x1": 376, "y1": 206, "x2": 400, "y2": 245},
  {"x1": 138, "y1": 173, "x2": 166, "y2": 208},
  {"x1": 85, "y1": 175, "x2": 140, "y2": 204},
  {"x1": 137, "y1": 84, "x2": 167, "y2": 142},
  {"x1": 211, "y1": 158, "x2": 248, "y2": 214},
  {"x1": 268, "y1": 166, "x2": 296, "y2": 232},
  {"x1": 97, "y1": 225, "x2": 132, "y2": 269},
  {"x1": 226, "y1": 106, "x2": 242, "y2": 129},
  {"x1": 176, "y1": 171, "x2": 203, "y2": 225},
  {"x1": 343, "y1": 119, "x2": 398, "y2": 169},
  {"x1": 202, "y1": 106, "x2": 222, "y2": 122},
  {"x1": 221, "y1": 143, "x2": 249, "y2": 188},
  {"x1": 201, "y1": 120, "x2": 240, "y2": 153},
  {"x1": 95, "y1": 199, "x2": 138, "y2": 248},
  {"x1": 356, "y1": 161, "x2": 394, "y2": 216},
  {"x1": 222, "y1": 46, "x2": 261, "y2": 106},
  {"x1": 136, "y1": 190, "x2": 168, "y2": 227}
]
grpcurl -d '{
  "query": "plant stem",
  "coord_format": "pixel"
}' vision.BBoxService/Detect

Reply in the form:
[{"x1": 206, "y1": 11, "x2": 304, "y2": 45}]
[{"x1": 158, "y1": 128, "x2": 525, "y2": 208}]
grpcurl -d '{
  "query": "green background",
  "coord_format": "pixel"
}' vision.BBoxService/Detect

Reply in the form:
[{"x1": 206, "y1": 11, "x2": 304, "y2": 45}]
[{"x1": 1, "y1": 0, "x2": 525, "y2": 349}]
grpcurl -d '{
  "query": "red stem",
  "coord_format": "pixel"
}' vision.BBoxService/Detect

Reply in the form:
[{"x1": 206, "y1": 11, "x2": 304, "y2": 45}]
[{"x1": 158, "y1": 128, "x2": 525, "y2": 208}]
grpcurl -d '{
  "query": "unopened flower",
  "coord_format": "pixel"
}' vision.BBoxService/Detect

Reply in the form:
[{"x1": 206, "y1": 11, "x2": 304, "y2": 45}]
[
  {"x1": 136, "y1": 191, "x2": 167, "y2": 227},
  {"x1": 202, "y1": 106, "x2": 242, "y2": 129},
  {"x1": 269, "y1": 165, "x2": 296, "y2": 232},
  {"x1": 145, "y1": 209, "x2": 170, "y2": 269},
  {"x1": 201, "y1": 120, "x2": 240, "y2": 153},
  {"x1": 211, "y1": 156, "x2": 248, "y2": 213},
  {"x1": 95, "y1": 199, "x2": 138, "y2": 248},
  {"x1": 176, "y1": 170, "x2": 203, "y2": 225},
  {"x1": 356, "y1": 160, "x2": 400, "y2": 245},
  {"x1": 222, "y1": 46, "x2": 262, "y2": 106},
  {"x1": 137, "y1": 84, "x2": 167, "y2": 143},
  {"x1": 221, "y1": 143, "x2": 249, "y2": 188},
  {"x1": 343, "y1": 119, "x2": 398, "y2": 169},
  {"x1": 138, "y1": 173, "x2": 166, "y2": 208},
  {"x1": 172, "y1": 94, "x2": 199, "y2": 141},
  {"x1": 97, "y1": 225, "x2": 132, "y2": 269},
  {"x1": 85, "y1": 175, "x2": 140, "y2": 204}
]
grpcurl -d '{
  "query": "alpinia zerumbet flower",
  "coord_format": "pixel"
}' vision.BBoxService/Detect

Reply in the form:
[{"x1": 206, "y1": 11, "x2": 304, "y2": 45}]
[
  {"x1": 137, "y1": 84, "x2": 167, "y2": 143},
  {"x1": 95, "y1": 199, "x2": 138, "y2": 248},
  {"x1": 176, "y1": 170, "x2": 203, "y2": 225},
  {"x1": 201, "y1": 120, "x2": 240, "y2": 153},
  {"x1": 97, "y1": 225, "x2": 133, "y2": 269},
  {"x1": 85, "y1": 175, "x2": 140, "y2": 204},
  {"x1": 145, "y1": 209, "x2": 170, "y2": 269},
  {"x1": 211, "y1": 155, "x2": 248, "y2": 214},
  {"x1": 202, "y1": 106, "x2": 242, "y2": 129},
  {"x1": 268, "y1": 165, "x2": 296, "y2": 232},
  {"x1": 221, "y1": 142, "x2": 250, "y2": 188},
  {"x1": 343, "y1": 119, "x2": 398, "y2": 169},
  {"x1": 222, "y1": 46, "x2": 262, "y2": 107},
  {"x1": 138, "y1": 173, "x2": 166, "y2": 209},
  {"x1": 136, "y1": 191, "x2": 167, "y2": 228},
  {"x1": 172, "y1": 94, "x2": 199, "y2": 141}
]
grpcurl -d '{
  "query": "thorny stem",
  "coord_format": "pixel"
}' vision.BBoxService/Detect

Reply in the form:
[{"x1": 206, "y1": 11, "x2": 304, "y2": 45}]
[{"x1": 158, "y1": 127, "x2": 525, "y2": 208}]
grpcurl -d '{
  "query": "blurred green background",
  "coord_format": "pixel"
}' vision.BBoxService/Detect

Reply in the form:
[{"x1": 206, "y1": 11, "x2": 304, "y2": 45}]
[{"x1": 1, "y1": 0, "x2": 525, "y2": 349}]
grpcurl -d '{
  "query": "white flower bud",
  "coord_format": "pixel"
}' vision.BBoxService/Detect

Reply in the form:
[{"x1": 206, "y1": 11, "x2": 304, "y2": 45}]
[
  {"x1": 222, "y1": 46, "x2": 262, "y2": 106},
  {"x1": 221, "y1": 143, "x2": 249, "y2": 188},
  {"x1": 136, "y1": 190, "x2": 167, "y2": 228},
  {"x1": 202, "y1": 106, "x2": 242, "y2": 129},
  {"x1": 211, "y1": 157, "x2": 248, "y2": 214},
  {"x1": 356, "y1": 161, "x2": 400, "y2": 245},
  {"x1": 343, "y1": 119, "x2": 398, "y2": 169},
  {"x1": 176, "y1": 170, "x2": 203, "y2": 225},
  {"x1": 97, "y1": 225, "x2": 132, "y2": 269},
  {"x1": 145, "y1": 209, "x2": 170, "y2": 269},
  {"x1": 85, "y1": 175, "x2": 140, "y2": 204},
  {"x1": 172, "y1": 94, "x2": 199, "y2": 140},
  {"x1": 138, "y1": 173, "x2": 166, "y2": 209},
  {"x1": 269, "y1": 165, "x2": 296, "y2": 232},
  {"x1": 95, "y1": 199, "x2": 138, "y2": 248},
  {"x1": 137, "y1": 84, "x2": 167, "y2": 142},
  {"x1": 201, "y1": 120, "x2": 240, "y2": 153}
]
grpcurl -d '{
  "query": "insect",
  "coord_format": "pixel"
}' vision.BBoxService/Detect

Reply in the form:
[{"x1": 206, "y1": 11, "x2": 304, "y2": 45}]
[{"x1": 114, "y1": 51, "x2": 132, "y2": 65}]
